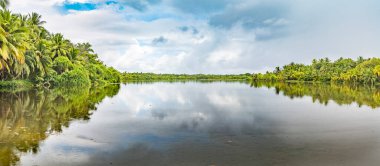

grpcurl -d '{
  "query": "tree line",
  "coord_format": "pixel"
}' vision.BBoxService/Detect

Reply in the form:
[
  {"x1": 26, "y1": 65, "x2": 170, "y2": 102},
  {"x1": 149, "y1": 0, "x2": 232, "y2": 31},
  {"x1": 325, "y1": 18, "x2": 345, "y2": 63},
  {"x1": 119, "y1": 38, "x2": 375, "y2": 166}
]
[
  {"x1": 252, "y1": 57, "x2": 380, "y2": 84},
  {"x1": 0, "y1": 1, "x2": 121, "y2": 87},
  {"x1": 122, "y1": 73, "x2": 252, "y2": 82}
]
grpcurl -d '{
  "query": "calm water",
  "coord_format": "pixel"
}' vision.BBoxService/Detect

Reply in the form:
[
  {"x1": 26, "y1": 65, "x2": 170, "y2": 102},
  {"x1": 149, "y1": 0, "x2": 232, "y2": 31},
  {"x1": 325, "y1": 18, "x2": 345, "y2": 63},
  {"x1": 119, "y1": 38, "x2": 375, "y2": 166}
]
[{"x1": 2, "y1": 82, "x2": 380, "y2": 165}]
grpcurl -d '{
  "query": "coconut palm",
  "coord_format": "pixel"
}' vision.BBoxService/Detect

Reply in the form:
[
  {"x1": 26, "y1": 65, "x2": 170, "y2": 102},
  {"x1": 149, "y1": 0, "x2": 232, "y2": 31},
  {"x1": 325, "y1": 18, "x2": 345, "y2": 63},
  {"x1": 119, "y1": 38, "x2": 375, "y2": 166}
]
[
  {"x1": 27, "y1": 13, "x2": 46, "y2": 43},
  {"x1": 28, "y1": 13, "x2": 46, "y2": 28},
  {"x1": 34, "y1": 41, "x2": 52, "y2": 76},
  {"x1": 0, "y1": 0, "x2": 8, "y2": 9},
  {"x1": 0, "y1": 10, "x2": 29, "y2": 78},
  {"x1": 50, "y1": 33, "x2": 70, "y2": 61},
  {"x1": 77, "y1": 43, "x2": 94, "y2": 54}
]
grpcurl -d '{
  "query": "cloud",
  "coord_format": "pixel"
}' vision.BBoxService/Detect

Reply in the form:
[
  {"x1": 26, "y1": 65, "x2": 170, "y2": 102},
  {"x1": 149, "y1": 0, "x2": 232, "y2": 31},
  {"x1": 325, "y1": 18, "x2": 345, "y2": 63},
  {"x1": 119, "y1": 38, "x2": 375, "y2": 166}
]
[
  {"x1": 116, "y1": 0, "x2": 161, "y2": 12},
  {"x1": 207, "y1": 1, "x2": 291, "y2": 41},
  {"x1": 9, "y1": 0, "x2": 380, "y2": 74},
  {"x1": 209, "y1": 1, "x2": 289, "y2": 29},
  {"x1": 171, "y1": 0, "x2": 228, "y2": 15},
  {"x1": 178, "y1": 26, "x2": 199, "y2": 35},
  {"x1": 151, "y1": 36, "x2": 168, "y2": 45}
]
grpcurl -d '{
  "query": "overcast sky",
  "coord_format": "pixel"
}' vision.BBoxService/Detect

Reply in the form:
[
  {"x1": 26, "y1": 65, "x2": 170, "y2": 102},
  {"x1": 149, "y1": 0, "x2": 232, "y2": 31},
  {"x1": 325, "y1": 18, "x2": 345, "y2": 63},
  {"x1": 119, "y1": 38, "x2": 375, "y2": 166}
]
[{"x1": 9, "y1": 0, "x2": 380, "y2": 74}]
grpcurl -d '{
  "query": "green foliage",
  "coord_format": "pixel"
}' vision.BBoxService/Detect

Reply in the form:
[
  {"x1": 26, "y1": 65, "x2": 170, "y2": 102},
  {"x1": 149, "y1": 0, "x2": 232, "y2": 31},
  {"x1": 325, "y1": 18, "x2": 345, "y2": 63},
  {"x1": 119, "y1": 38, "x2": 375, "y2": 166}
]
[
  {"x1": 0, "y1": 0, "x2": 9, "y2": 9},
  {"x1": 0, "y1": 80, "x2": 33, "y2": 89},
  {"x1": 105, "y1": 67, "x2": 121, "y2": 83},
  {"x1": 55, "y1": 65, "x2": 91, "y2": 87},
  {"x1": 0, "y1": 9, "x2": 123, "y2": 87},
  {"x1": 122, "y1": 73, "x2": 252, "y2": 82},
  {"x1": 85, "y1": 64, "x2": 121, "y2": 86},
  {"x1": 52, "y1": 56, "x2": 73, "y2": 74},
  {"x1": 253, "y1": 57, "x2": 380, "y2": 85}
]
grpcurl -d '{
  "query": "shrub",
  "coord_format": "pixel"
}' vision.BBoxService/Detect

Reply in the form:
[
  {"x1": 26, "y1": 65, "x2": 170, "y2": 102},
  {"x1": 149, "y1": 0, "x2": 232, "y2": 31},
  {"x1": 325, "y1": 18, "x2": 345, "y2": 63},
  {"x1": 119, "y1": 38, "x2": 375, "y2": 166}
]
[
  {"x1": 52, "y1": 56, "x2": 74, "y2": 74},
  {"x1": 56, "y1": 66, "x2": 91, "y2": 87}
]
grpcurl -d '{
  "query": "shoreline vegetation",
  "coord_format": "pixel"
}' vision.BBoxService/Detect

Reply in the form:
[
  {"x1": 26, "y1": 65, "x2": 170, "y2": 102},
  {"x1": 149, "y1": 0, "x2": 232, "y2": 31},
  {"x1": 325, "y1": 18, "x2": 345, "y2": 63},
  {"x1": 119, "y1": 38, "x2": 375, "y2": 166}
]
[
  {"x1": 0, "y1": 80, "x2": 33, "y2": 89},
  {"x1": 0, "y1": 3, "x2": 121, "y2": 88},
  {"x1": 122, "y1": 73, "x2": 252, "y2": 82},
  {"x1": 252, "y1": 57, "x2": 380, "y2": 85}
]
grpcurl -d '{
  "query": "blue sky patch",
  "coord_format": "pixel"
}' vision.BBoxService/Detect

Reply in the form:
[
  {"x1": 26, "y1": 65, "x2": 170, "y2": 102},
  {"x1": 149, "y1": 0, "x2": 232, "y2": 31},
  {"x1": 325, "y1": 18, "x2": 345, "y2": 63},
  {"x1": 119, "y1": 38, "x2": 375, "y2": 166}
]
[
  {"x1": 60, "y1": 1, "x2": 97, "y2": 13},
  {"x1": 106, "y1": 1, "x2": 118, "y2": 5}
]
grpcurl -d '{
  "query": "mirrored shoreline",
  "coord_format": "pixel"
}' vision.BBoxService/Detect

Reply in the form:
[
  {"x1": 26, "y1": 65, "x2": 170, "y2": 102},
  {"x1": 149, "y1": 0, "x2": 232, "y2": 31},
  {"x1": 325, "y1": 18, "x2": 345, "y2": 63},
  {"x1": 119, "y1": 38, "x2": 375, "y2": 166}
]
[{"x1": 1, "y1": 81, "x2": 380, "y2": 165}]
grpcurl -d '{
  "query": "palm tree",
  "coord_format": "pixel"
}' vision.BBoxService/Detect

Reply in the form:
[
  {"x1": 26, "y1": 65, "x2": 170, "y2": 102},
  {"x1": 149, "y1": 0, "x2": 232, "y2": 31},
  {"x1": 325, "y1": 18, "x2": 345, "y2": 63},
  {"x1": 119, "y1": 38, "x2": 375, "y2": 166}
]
[
  {"x1": 24, "y1": 41, "x2": 52, "y2": 78},
  {"x1": 34, "y1": 41, "x2": 52, "y2": 76},
  {"x1": 0, "y1": 10, "x2": 29, "y2": 78},
  {"x1": 68, "y1": 47, "x2": 79, "y2": 61},
  {"x1": 0, "y1": 0, "x2": 8, "y2": 9},
  {"x1": 28, "y1": 13, "x2": 46, "y2": 28},
  {"x1": 50, "y1": 33, "x2": 70, "y2": 60},
  {"x1": 75, "y1": 42, "x2": 95, "y2": 62},
  {"x1": 27, "y1": 13, "x2": 46, "y2": 42},
  {"x1": 12, "y1": 54, "x2": 32, "y2": 78},
  {"x1": 274, "y1": 66, "x2": 280, "y2": 74},
  {"x1": 77, "y1": 43, "x2": 94, "y2": 53},
  {"x1": 357, "y1": 56, "x2": 365, "y2": 64}
]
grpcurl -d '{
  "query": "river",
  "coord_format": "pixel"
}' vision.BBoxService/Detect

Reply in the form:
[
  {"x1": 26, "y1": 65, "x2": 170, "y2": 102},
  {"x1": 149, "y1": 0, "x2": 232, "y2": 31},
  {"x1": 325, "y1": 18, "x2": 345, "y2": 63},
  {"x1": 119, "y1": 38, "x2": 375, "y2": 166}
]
[{"x1": 1, "y1": 81, "x2": 380, "y2": 166}]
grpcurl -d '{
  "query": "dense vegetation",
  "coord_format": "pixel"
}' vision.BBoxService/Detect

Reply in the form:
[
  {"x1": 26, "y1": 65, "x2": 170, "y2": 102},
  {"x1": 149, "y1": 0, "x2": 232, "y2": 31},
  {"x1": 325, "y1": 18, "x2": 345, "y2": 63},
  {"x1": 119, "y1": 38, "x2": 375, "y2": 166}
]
[
  {"x1": 0, "y1": 2, "x2": 121, "y2": 87},
  {"x1": 252, "y1": 57, "x2": 380, "y2": 84},
  {"x1": 122, "y1": 73, "x2": 252, "y2": 82}
]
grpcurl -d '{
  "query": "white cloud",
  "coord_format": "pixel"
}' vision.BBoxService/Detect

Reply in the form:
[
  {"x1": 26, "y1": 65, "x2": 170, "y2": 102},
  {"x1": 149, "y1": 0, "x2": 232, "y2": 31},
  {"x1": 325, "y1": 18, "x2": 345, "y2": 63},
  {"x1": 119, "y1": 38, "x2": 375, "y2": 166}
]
[{"x1": 10, "y1": 0, "x2": 380, "y2": 74}]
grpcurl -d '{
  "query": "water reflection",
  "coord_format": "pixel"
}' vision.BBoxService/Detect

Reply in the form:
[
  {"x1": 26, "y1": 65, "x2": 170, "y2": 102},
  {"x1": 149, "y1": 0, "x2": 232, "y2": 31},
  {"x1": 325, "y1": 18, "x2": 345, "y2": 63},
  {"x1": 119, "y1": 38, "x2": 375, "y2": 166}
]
[
  {"x1": 2, "y1": 82, "x2": 380, "y2": 165},
  {"x1": 0, "y1": 85, "x2": 120, "y2": 166},
  {"x1": 252, "y1": 81, "x2": 380, "y2": 108}
]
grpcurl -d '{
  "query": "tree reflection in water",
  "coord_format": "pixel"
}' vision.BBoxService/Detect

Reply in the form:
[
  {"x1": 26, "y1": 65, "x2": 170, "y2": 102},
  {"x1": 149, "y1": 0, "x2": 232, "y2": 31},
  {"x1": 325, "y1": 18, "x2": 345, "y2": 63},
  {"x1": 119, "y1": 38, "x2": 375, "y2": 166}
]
[
  {"x1": 251, "y1": 81, "x2": 380, "y2": 108},
  {"x1": 3, "y1": 81, "x2": 380, "y2": 165},
  {"x1": 0, "y1": 85, "x2": 120, "y2": 166}
]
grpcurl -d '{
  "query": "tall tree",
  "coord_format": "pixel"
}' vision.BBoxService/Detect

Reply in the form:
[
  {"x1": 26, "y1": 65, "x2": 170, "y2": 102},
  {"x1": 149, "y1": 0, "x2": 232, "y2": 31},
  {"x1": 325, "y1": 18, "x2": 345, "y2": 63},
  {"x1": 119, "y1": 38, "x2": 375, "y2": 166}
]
[
  {"x1": 0, "y1": 10, "x2": 29, "y2": 76},
  {"x1": 50, "y1": 33, "x2": 70, "y2": 60}
]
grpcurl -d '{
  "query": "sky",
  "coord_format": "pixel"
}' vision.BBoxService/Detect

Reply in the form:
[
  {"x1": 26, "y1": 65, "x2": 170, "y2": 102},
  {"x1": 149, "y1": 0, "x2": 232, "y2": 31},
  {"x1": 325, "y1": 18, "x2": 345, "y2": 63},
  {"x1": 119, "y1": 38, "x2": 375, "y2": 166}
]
[{"x1": 9, "y1": 0, "x2": 380, "y2": 74}]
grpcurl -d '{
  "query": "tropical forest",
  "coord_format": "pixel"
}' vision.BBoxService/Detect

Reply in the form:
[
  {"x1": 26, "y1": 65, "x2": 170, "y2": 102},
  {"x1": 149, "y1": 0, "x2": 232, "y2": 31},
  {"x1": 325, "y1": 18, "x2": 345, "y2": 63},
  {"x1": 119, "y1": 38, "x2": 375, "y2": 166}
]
[{"x1": 0, "y1": 1, "x2": 121, "y2": 88}]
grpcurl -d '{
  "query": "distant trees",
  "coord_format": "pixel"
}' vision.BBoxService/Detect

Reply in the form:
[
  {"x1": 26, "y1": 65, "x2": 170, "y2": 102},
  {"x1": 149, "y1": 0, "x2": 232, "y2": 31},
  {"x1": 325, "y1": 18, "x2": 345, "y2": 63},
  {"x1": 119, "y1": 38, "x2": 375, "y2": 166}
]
[
  {"x1": 252, "y1": 57, "x2": 380, "y2": 85},
  {"x1": 122, "y1": 73, "x2": 252, "y2": 82}
]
